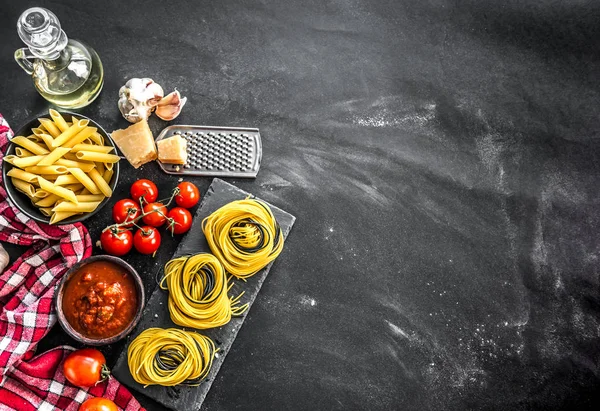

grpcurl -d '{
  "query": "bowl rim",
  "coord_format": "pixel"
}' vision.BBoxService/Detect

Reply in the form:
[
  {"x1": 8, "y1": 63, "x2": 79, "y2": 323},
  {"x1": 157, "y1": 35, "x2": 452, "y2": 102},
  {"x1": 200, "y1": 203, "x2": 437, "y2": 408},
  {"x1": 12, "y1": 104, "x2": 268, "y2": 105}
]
[
  {"x1": 54, "y1": 255, "x2": 145, "y2": 346},
  {"x1": 1, "y1": 111, "x2": 119, "y2": 225}
]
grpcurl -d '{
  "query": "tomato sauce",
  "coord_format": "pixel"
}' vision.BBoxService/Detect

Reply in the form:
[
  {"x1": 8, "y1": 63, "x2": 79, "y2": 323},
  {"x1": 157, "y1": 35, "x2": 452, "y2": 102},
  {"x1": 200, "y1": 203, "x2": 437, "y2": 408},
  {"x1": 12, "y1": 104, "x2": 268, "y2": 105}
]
[{"x1": 62, "y1": 260, "x2": 138, "y2": 339}]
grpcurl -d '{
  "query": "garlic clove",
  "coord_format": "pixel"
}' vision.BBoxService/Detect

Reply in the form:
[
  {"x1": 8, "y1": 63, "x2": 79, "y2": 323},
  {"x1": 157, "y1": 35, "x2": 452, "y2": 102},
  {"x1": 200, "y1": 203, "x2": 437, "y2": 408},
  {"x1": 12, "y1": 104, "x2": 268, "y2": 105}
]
[
  {"x1": 155, "y1": 90, "x2": 187, "y2": 121},
  {"x1": 118, "y1": 78, "x2": 165, "y2": 123}
]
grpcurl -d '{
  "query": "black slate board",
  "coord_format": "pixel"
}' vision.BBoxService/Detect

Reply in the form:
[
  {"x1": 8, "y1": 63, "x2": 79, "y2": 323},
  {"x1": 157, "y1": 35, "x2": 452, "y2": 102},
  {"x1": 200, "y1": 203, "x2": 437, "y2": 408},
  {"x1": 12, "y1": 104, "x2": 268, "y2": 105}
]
[{"x1": 112, "y1": 178, "x2": 296, "y2": 410}]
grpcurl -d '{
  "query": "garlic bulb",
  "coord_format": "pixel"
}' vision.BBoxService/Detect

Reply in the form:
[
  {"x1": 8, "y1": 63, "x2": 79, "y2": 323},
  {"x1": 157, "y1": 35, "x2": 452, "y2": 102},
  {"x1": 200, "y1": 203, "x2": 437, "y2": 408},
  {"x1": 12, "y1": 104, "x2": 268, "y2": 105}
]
[
  {"x1": 118, "y1": 78, "x2": 164, "y2": 123},
  {"x1": 155, "y1": 91, "x2": 187, "y2": 121},
  {"x1": 0, "y1": 243, "x2": 9, "y2": 274}
]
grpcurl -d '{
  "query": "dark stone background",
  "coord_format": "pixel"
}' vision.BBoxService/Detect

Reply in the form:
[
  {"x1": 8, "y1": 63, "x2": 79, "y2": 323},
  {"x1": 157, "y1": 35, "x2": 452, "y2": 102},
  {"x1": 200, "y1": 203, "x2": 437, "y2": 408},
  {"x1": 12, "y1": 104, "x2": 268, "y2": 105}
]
[{"x1": 1, "y1": 0, "x2": 599, "y2": 410}]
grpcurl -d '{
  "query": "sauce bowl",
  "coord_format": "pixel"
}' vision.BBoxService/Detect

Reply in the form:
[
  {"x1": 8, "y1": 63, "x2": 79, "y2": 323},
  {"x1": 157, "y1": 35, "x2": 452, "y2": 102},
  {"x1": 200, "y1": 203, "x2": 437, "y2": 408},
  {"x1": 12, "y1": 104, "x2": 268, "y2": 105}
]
[{"x1": 54, "y1": 255, "x2": 145, "y2": 346}]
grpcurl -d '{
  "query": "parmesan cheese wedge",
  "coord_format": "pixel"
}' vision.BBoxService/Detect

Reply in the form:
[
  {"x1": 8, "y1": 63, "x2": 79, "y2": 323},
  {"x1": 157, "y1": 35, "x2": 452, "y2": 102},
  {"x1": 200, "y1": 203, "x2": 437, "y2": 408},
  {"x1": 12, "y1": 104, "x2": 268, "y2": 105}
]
[
  {"x1": 157, "y1": 135, "x2": 188, "y2": 165},
  {"x1": 110, "y1": 120, "x2": 157, "y2": 169}
]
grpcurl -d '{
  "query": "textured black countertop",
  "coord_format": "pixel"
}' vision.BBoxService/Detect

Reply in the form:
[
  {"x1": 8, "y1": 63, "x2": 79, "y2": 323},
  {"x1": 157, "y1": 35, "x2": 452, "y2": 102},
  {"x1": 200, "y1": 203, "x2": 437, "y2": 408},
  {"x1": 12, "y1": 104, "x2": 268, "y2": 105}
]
[{"x1": 1, "y1": 1, "x2": 599, "y2": 410}]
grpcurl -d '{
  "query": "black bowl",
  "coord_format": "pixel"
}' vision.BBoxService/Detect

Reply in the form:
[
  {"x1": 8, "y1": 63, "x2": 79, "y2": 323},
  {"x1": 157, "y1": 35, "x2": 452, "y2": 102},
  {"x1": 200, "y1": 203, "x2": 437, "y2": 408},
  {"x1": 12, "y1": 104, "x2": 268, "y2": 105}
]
[
  {"x1": 2, "y1": 111, "x2": 119, "y2": 225},
  {"x1": 54, "y1": 255, "x2": 145, "y2": 346}
]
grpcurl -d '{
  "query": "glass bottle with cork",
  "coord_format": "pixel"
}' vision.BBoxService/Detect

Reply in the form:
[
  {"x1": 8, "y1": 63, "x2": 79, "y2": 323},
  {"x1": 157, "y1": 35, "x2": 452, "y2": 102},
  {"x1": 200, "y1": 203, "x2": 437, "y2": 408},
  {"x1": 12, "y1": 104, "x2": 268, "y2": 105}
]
[{"x1": 14, "y1": 7, "x2": 104, "y2": 109}]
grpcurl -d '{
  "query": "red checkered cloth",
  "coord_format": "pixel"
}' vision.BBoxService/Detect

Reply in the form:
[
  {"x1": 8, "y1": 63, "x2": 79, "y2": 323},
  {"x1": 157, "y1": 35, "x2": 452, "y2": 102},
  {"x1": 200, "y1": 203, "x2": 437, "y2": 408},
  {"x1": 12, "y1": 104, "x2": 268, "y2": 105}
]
[{"x1": 0, "y1": 114, "x2": 144, "y2": 410}]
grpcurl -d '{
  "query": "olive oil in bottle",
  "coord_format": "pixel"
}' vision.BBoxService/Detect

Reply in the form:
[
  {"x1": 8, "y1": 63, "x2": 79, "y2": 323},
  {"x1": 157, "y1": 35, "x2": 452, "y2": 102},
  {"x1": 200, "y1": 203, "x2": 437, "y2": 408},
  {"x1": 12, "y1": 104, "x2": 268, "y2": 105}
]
[{"x1": 14, "y1": 7, "x2": 104, "y2": 109}]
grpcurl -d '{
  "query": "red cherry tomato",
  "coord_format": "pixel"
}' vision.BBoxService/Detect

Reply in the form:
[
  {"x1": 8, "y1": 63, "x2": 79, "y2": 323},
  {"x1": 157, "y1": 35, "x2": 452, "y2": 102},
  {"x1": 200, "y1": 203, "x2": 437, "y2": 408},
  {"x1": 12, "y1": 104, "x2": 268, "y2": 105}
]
[
  {"x1": 134, "y1": 226, "x2": 161, "y2": 255},
  {"x1": 79, "y1": 397, "x2": 118, "y2": 411},
  {"x1": 175, "y1": 182, "x2": 200, "y2": 208},
  {"x1": 112, "y1": 199, "x2": 140, "y2": 227},
  {"x1": 167, "y1": 207, "x2": 193, "y2": 235},
  {"x1": 63, "y1": 348, "x2": 109, "y2": 388},
  {"x1": 130, "y1": 179, "x2": 158, "y2": 204},
  {"x1": 99, "y1": 229, "x2": 133, "y2": 256},
  {"x1": 142, "y1": 202, "x2": 167, "y2": 227}
]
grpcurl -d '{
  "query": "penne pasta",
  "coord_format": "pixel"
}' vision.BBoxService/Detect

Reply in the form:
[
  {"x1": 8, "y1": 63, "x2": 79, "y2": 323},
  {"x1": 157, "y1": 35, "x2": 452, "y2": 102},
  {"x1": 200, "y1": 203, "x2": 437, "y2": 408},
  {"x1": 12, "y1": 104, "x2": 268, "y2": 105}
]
[
  {"x1": 62, "y1": 127, "x2": 97, "y2": 148},
  {"x1": 49, "y1": 109, "x2": 69, "y2": 132},
  {"x1": 76, "y1": 194, "x2": 105, "y2": 202},
  {"x1": 26, "y1": 134, "x2": 43, "y2": 143},
  {"x1": 102, "y1": 169, "x2": 113, "y2": 184},
  {"x1": 55, "y1": 159, "x2": 95, "y2": 173},
  {"x1": 39, "y1": 174, "x2": 59, "y2": 181},
  {"x1": 34, "y1": 194, "x2": 60, "y2": 207},
  {"x1": 31, "y1": 127, "x2": 45, "y2": 136},
  {"x1": 38, "y1": 133, "x2": 55, "y2": 149},
  {"x1": 37, "y1": 177, "x2": 78, "y2": 204},
  {"x1": 24, "y1": 165, "x2": 68, "y2": 175},
  {"x1": 11, "y1": 136, "x2": 49, "y2": 155},
  {"x1": 50, "y1": 211, "x2": 79, "y2": 225},
  {"x1": 90, "y1": 131, "x2": 104, "y2": 146},
  {"x1": 75, "y1": 151, "x2": 120, "y2": 163},
  {"x1": 2, "y1": 155, "x2": 17, "y2": 165},
  {"x1": 52, "y1": 201, "x2": 101, "y2": 213},
  {"x1": 63, "y1": 184, "x2": 84, "y2": 192},
  {"x1": 11, "y1": 178, "x2": 36, "y2": 198},
  {"x1": 95, "y1": 162, "x2": 105, "y2": 176},
  {"x1": 7, "y1": 168, "x2": 39, "y2": 183},
  {"x1": 12, "y1": 156, "x2": 44, "y2": 168},
  {"x1": 54, "y1": 174, "x2": 80, "y2": 186},
  {"x1": 15, "y1": 147, "x2": 34, "y2": 158},
  {"x1": 51, "y1": 119, "x2": 89, "y2": 148},
  {"x1": 78, "y1": 187, "x2": 91, "y2": 195},
  {"x1": 38, "y1": 118, "x2": 61, "y2": 138},
  {"x1": 33, "y1": 189, "x2": 50, "y2": 199},
  {"x1": 39, "y1": 208, "x2": 54, "y2": 217},
  {"x1": 68, "y1": 168, "x2": 100, "y2": 194},
  {"x1": 88, "y1": 168, "x2": 112, "y2": 197},
  {"x1": 70, "y1": 144, "x2": 113, "y2": 154},
  {"x1": 37, "y1": 147, "x2": 70, "y2": 166}
]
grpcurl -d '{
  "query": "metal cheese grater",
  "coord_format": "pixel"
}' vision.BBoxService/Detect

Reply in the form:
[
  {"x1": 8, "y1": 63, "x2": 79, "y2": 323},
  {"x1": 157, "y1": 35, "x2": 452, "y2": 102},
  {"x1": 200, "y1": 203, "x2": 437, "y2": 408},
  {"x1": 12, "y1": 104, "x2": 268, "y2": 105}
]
[{"x1": 155, "y1": 125, "x2": 262, "y2": 178}]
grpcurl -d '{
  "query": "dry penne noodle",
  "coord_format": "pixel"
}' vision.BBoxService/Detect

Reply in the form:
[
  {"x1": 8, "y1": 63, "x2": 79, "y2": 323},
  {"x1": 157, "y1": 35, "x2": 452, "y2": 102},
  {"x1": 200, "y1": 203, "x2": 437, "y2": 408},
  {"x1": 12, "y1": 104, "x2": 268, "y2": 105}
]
[
  {"x1": 68, "y1": 168, "x2": 100, "y2": 194},
  {"x1": 63, "y1": 183, "x2": 84, "y2": 192},
  {"x1": 104, "y1": 162, "x2": 114, "y2": 171},
  {"x1": 63, "y1": 153, "x2": 80, "y2": 161},
  {"x1": 90, "y1": 131, "x2": 104, "y2": 146},
  {"x1": 102, "y1": 169, "x2": 113, "y2": 184},
  {"x1": 34, "y1": 193, "x2": 60, "y2": 207},
  {"x1": 51, "y1": 119, "x2": 89, "y2": 148},
  {"x1": 70, "y1": 144, "x2": 113, "y2": 154},
  {"x1": 49, "y1": 109, "x2": 69, "y2": 132},
  {"x1": 31, "y1": 127, "x2": 45, "y2": 136},
  {"x1": 37, "y1": 177, "x2": 78, "y2": 204},
  {"x1": 50, "y1": 211, "x2": 78, "y2": 225},
  {"x1": 54, "y1": 174, "x2": 80, "y2": 186},
  {"x1": 15, "y1": 147, "x2": 33, "y2": 157},
  {"x1": 52, "y1": 201, "x2": 101, "y2": 213},
  {"x1": 54, "y1": 159, "x2": 95, "y2": 173},
  {"x1": 39, "y1": 208, "x2": 53, "y2": 217},
  {"x1": 11, "y1": 136, "x2": 49, "y2": 155},
  {"x1": 12, "y1": 156, "x2": 44, "y2": 168},
  {"x1": 38, "y1": 133, "x2": 55, "y2": 149},
  {"x1": 33, "y1": 189, "x2": 50, "y2": 199},
  {"x1": 2, "y1": 155, "x2": 17, "y2": 165},
  {"x1": 62, "y1": 127, "x2": 97, "y2": 149},
  {"x1": 7, "y1": 168, "x2": 38, "y2": 183},
  {"x1": 95, "y1": 162, "x2": 105, "y2": 176},
  {"x1": 88, "y1": 168, "x2": 112, "y2": 197},
  {"x1": 11, "y1": 178, "x2": 36, "y2": 197},
  {"x1": 39, "y1": 174, "x2": 59, "y2": 181},
  {"x1": 75, "y1": 151, "x2": 120, "y2": 163},
  {"x1": 26, "y1": 134, "x2": 43, "y2": 143},
  {"x1": 24, "y1": 165, "x2": 68, "y2": 175},
  {"x1": 76, "y1": 194, "x2": 105, "y2": 202},
  {"x1": 37, "y1": 147, "x2": 70, "y2": 166},
  {"x1": 79, "y1": 187, "x2": 91, "y2": 195},
  {"x1": 38, "y1": 117, "x2": 61, "y2": 138}
]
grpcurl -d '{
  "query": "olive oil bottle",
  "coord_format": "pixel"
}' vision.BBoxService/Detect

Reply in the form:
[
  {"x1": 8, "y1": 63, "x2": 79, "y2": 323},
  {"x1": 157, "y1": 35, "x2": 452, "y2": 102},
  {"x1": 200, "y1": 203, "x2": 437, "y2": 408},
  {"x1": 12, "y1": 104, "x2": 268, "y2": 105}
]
[{"x1": 14, "y1": 7, "x2": 104, "y2": 109}]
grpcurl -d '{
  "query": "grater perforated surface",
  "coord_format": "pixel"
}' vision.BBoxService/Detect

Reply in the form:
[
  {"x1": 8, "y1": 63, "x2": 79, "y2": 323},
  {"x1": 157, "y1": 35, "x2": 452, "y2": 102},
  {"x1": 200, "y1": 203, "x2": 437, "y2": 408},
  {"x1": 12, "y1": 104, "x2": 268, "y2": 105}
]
[{"x1": 155, "y1": 125, "x2": 262, "y2": 178}]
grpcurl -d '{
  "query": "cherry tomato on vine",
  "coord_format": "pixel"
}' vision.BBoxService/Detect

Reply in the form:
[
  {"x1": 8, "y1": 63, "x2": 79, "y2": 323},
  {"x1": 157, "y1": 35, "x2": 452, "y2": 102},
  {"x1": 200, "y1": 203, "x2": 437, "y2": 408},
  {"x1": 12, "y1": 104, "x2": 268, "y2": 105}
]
[
  {"x1": 175, "y1": 182, "x2": 200, "y2": 208},
  {"x1": 134, "y1": 226, "x2": 161, "y2": 255},
  {"x1": 167, "y1": 207, "x2": 193, "y2": 235},
  {"x1": 99, "y1": 229, "x2": 133, "y2": 256},
  {"x1": 63, "y1": 348, "x2": 109, "y2": 388},
  {"x1": 112, "y1": 199, "x2": 140, "y2": 227},
  {"x1": 142, "y1": 202, "x2": 167, "y2": 227},
  {"x1": 79, "y1": 397, "x2": 118, "y2": 411},
  {"x1": 130, "y1": 179, "x2": 158, "y2": 204}
]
